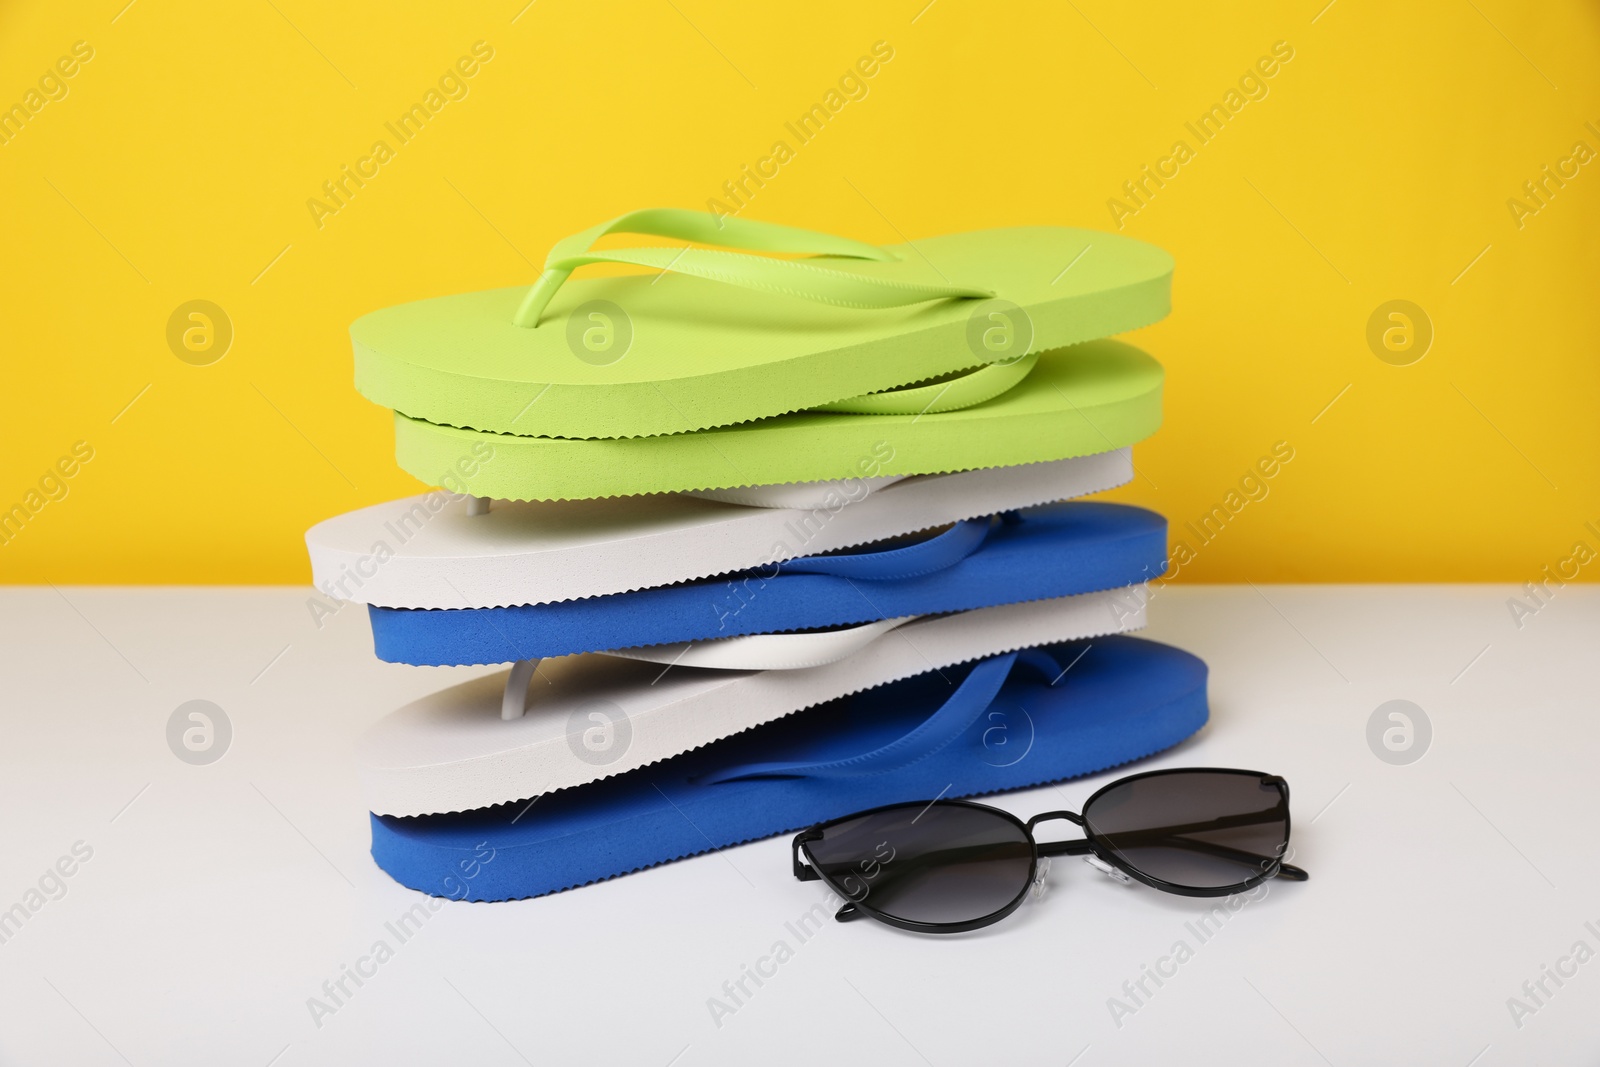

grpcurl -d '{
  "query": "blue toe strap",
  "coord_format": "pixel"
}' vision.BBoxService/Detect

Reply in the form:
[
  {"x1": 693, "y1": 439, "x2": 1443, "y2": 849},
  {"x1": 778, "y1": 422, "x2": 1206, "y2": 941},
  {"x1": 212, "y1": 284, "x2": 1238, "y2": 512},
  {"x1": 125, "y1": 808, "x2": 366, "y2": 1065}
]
[
  {"x1": 777, "y1": 518, "x2": 990, "y2": 581},
  {"x1": 696, "y1": 646, "x2": 1064, "y2": 784}
]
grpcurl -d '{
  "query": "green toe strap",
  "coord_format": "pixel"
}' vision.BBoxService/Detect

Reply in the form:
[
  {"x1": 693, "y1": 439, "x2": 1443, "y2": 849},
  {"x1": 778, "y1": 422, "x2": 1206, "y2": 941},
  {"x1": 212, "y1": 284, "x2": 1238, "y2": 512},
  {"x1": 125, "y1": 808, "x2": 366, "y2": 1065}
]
[
  {"x1": 814, "y1": 351, "x2": 1041, "y2": 415},
  {"x1": 512, "y1": 208, "x2": 993, "y2": 327}
]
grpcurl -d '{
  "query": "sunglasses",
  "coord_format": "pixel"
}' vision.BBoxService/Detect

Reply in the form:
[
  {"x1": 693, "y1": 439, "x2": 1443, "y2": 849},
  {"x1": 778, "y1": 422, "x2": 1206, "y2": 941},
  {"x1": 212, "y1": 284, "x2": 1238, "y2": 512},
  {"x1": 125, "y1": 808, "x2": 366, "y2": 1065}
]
[{"x1": 791, "y1": 767, "x2": 1309, "y2": 933}]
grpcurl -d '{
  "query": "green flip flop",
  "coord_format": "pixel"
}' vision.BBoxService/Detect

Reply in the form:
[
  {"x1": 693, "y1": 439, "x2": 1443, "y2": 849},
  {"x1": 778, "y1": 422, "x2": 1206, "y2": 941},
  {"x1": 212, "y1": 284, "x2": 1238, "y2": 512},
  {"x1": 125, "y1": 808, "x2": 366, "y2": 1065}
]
[
  {"x1": 392, "y1": 338, "x2": 1162, "y2": 501},
  {"x1": 352, "y1": 209, "x2": 1173, "y2": 440}
]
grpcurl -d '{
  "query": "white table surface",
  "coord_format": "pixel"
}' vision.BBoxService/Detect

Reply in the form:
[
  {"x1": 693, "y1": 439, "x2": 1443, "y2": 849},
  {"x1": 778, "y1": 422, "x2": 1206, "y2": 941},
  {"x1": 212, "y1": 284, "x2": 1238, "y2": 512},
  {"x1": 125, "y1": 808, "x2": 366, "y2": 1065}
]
[{"x1": 0, "y1": 585, "x2": 1595, "y2": 1066}]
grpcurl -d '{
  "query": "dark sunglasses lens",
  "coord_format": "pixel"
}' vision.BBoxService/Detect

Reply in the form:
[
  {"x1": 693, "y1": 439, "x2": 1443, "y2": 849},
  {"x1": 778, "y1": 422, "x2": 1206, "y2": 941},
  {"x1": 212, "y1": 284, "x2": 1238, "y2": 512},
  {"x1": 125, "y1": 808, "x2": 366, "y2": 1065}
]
[
  {"x1": 804, "y1": 803, "x2": 1033, "y2": 926},
  {"x1": 1083, "y1": 771, "x2": 1289, "y2": 890}
]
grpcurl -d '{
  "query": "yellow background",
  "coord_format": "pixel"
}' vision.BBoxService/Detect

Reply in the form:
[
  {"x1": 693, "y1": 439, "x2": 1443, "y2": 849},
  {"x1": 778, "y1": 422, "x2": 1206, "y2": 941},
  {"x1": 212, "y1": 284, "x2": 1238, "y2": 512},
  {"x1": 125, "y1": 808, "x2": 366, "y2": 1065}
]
[{"x1": 3, "y1": 0, "x2": 1598, "y2": 584}]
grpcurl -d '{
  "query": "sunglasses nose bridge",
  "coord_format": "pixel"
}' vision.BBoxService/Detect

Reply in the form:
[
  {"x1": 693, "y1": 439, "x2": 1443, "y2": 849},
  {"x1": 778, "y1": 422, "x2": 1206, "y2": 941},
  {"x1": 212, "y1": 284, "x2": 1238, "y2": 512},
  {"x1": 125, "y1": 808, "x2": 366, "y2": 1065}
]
[
  {"x1": 1025, "y1": 809, "x2": 1083, "y2": 832},
  {"x1": 1026, "y1": 810, "x2": 1094, "y2": 858}
]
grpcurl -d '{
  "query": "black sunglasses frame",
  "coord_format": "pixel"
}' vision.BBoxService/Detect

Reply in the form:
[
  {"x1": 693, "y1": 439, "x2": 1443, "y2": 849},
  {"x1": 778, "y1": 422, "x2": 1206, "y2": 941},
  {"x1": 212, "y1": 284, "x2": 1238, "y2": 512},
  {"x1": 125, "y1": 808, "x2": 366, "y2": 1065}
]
[{"x1": 792, "y1": 766, "x2": 1310, "y2": 934}]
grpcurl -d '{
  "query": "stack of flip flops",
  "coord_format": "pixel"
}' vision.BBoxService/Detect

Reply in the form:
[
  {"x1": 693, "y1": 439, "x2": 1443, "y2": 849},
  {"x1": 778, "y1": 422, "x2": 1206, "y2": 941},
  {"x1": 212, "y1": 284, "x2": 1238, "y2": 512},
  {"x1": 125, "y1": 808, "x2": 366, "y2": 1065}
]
[{"x1": 306, "y1": 210, "x2": 1209, "y2": 902}]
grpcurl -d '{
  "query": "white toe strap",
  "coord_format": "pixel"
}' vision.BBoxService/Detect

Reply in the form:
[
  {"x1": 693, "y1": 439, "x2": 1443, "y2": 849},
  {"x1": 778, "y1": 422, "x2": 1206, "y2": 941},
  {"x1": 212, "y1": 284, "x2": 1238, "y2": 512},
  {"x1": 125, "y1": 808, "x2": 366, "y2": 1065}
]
[
  {"x1": 600, "y1": 616, "x2": 918, "y2": 672},
  {"x1": 501, "y1": 658, "x2": 541, "y2": 721},
  {"x1": 498, "y1": 618, "x2": 918, "y2": 719}
]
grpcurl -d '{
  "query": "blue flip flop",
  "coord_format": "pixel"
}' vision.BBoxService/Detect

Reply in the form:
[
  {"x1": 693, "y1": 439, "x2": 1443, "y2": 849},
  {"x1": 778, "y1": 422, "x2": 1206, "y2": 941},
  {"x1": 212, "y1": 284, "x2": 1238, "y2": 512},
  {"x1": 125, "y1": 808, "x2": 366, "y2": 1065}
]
[
  {"x1": 369, "y1": 634, "x2": 1208, "y2": 901},
  {"x1": 368, "y1": 502, "x2": 1166, "y2": 666}
]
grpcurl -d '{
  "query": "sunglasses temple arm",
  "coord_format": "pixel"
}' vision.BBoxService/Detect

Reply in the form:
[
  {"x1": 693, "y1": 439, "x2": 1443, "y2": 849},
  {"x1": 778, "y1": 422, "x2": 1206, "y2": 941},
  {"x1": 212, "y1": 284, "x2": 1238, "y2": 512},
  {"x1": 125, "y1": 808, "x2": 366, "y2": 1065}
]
[
  {"x1": 1117, "y1": 834, "x2": 1301, "y2": 875},
  {"x1": 1038, "y1": 832, "x2": 1311, "y2": 880}
]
